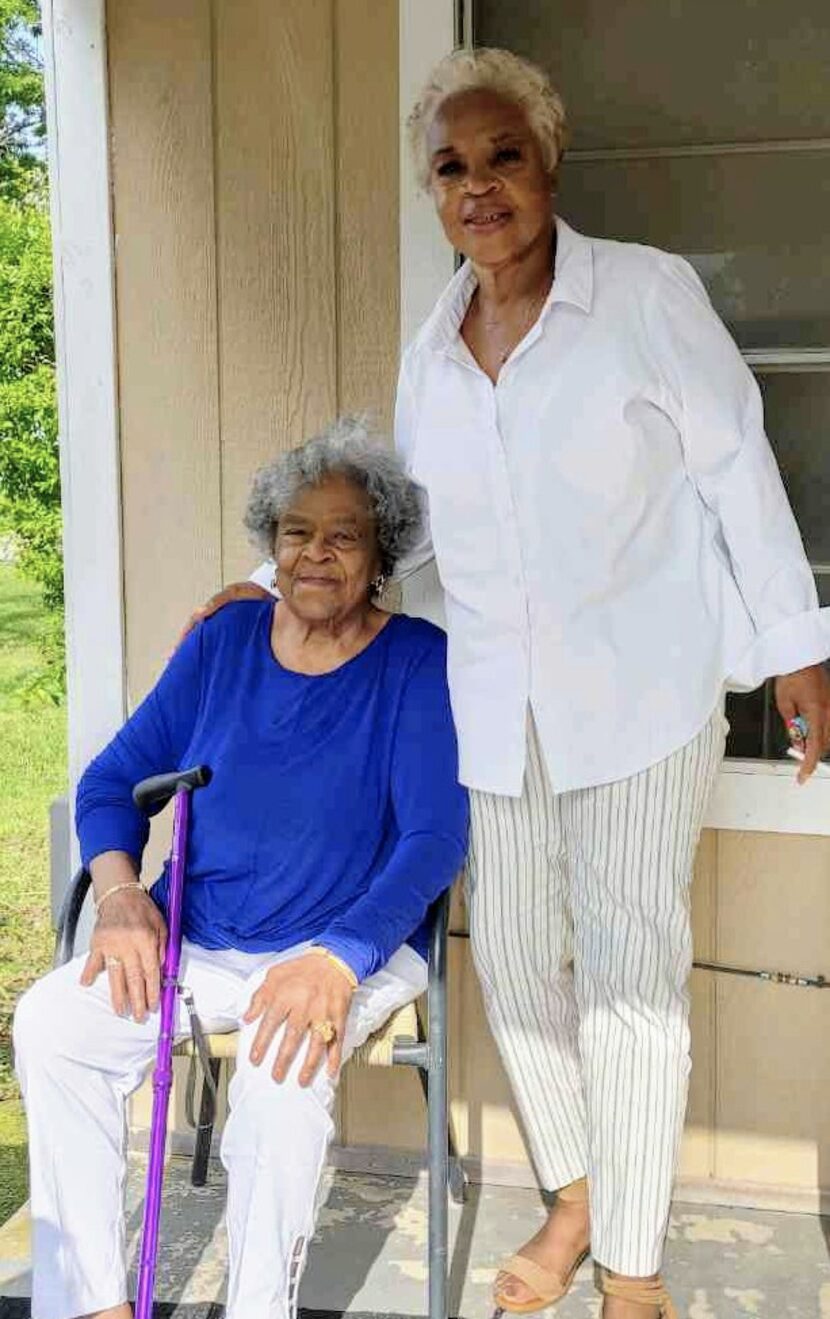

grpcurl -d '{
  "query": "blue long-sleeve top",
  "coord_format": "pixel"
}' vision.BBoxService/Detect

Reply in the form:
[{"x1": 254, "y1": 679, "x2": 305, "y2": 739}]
[{"x1": 75, "y1": 602, "x2": 469, "y2": 981}]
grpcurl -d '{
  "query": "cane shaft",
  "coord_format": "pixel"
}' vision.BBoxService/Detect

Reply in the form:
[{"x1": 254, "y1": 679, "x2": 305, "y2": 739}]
[{"x1": 134, "y1": 787, "x2": 190, "y2": 1319}]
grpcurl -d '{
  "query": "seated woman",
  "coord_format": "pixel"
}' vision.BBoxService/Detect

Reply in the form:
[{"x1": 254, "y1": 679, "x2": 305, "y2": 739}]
[{"x1": 14, "y1": 417, "x2": 469, "y2": 1319}]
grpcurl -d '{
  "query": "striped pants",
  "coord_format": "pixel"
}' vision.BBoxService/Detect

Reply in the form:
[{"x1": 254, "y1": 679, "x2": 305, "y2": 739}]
[{"x1": 466, "y1": 709, "x2": 725, "y2": 1276}]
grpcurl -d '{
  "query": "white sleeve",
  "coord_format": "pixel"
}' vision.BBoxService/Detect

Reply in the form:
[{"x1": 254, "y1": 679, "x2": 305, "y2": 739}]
[
  {"x1": 648, "y1": 252, "x2": 830, "y2": 685},
  {"x1": 393, "y1": 356, "x2": 435, "y2": 581},
  {"x1": 249, "y1": 561, "x2": 279, "y2": 595}
]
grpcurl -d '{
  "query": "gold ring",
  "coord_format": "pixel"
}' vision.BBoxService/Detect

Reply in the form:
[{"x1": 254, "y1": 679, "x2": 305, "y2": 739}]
[
  {"x1": 105, "y1": 955, "x2": 123, "y2": 969},
  {"x1": 311, "y1": 1019, "x2": 337, "y2": 1045}
]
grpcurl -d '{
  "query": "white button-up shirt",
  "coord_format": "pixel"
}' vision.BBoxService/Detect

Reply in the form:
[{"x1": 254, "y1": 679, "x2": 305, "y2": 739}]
[{"x1": 395, "y1": 218, "x2": 830, "y2": 796}]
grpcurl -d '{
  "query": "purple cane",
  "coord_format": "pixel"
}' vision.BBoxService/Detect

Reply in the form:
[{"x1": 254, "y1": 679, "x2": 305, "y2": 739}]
[{"x1": 132, "y1": 764, "x2": 212, "y2": 1319}]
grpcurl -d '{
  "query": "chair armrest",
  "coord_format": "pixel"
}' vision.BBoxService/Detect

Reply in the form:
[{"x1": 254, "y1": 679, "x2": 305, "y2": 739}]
[
  {"x1": 53, "y1": 867, "x2": 93, "y2": 967},
  {"x1": 428, "y1": 887, "x2": 450, "y2": 981}
]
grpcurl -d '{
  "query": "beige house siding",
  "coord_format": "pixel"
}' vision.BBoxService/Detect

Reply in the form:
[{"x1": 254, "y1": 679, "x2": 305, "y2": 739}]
[
  {"x1": 105, "y1": 0, "x2": 830, "y2": 1206},
  {"x1": 108, "y1": 0, "x2": 400, "y2": 702}
]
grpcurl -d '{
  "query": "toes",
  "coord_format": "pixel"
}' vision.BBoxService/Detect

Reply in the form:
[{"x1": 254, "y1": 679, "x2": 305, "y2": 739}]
[{"x1": 495, "y1": 1274, "x2": 532, "y2": 1304}]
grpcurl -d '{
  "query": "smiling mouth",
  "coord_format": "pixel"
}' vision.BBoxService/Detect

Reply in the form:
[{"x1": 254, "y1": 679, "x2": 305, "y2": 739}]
[{"x1": 464, "y1": 211, "x2": 511, "y2": 228}]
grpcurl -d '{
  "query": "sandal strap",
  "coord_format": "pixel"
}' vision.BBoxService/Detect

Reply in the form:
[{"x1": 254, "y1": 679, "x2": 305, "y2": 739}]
[
  {"x1": 497, "y1": 1254, "x2": 571, "y2": 1303},
  {"x1": 598, "y1": 1269, "x2": 677, "y2": 1318},
  {"x1": 557, "y1": 1175, "x2": 589, "y2": 1205}
]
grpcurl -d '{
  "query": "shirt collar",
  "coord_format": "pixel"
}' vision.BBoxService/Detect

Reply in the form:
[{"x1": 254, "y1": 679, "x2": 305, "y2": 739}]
[{"x1": 418, "y1": 216, "x2": 594, "y2": 356}]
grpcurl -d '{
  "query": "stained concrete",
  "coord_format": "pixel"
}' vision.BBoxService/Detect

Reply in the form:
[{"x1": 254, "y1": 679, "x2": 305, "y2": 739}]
[{"x1": 2, "y1": 1159, "x2": 830, "y2": 1317}]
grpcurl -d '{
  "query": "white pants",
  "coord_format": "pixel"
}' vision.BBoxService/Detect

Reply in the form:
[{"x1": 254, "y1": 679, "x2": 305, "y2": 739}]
[
  {"x1": 466, "y1": 710, "x2": 725, "y2": 1277},
  {"x1": 13, "y1": 938, "x2": 427, "y2": 1319}
]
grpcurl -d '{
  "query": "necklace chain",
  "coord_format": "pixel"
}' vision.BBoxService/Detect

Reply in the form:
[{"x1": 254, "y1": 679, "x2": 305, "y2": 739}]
[{"x1": 477, "y1": 280, "x2": 552, "y2": 365}]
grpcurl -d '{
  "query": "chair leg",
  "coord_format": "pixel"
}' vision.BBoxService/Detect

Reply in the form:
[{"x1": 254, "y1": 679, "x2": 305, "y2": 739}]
[
  {"x1": 418, "y1": 1066, "x2": 467, "y2": 1206},
  {"x1": 191, "y1": 1057, "x2": 222, "y2": 1187},
  {"x1": 427, "y1": 921, "x2": 450, "y2": 1319}
]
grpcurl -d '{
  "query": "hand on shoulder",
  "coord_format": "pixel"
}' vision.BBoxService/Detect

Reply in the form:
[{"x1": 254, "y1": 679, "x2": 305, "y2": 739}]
[{"x1": 176, "y1": 581, "x2": 272, "y2": 648}]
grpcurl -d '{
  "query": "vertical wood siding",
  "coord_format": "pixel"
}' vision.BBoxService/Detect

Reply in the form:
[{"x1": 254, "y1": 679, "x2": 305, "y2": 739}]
[{"x1": 108, "y1": 0, "x2": 221, "y2": 704}]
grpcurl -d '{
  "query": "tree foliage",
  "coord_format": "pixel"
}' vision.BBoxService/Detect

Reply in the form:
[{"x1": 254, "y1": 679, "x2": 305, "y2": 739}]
[
  {"x1": 0, "y1": 193, "x2": 59, "y2": 610},
  {"x1": 0, "y1": 3, "x2": 61, "y2": 633},
  {"x1": 0, "y1": 0, "x2": 45, "y2": 203}
]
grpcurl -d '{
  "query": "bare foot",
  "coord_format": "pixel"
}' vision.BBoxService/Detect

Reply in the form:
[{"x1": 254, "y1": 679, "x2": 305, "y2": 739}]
[{"x1": 494, "y1": 1195, "x2": 590, "y2": 1308}]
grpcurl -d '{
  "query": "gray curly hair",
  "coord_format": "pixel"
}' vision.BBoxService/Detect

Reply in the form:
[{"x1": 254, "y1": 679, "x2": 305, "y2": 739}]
[
  {"x1": 244, "y1": 416, "x2": 423, "y2": 580},
  {"x1": 407, "y1": 47, "x2": 567, "y2": 191}
]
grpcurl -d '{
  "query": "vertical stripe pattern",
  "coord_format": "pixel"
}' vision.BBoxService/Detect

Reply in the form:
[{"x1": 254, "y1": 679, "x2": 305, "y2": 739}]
[{"x1": 466, "y1": 709, "x2": 725, "y2": 1276}]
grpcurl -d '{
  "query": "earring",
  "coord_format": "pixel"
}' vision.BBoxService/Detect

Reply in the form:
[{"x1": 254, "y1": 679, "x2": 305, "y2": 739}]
[
  {"x1": 270, "y1": 567, "x2": 279, "y2": 592},
  {"x1": 371, "y1": 572, "x2": 387, "y2": 598}
]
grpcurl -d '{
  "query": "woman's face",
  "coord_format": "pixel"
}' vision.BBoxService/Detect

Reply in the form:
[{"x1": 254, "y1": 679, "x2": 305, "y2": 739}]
[
  {"x1": 274, "y1": 475, "x2": 381, "y2": 623},
  {"x1": 426, "y1": 88, "x2": 554, "y2": 269}
]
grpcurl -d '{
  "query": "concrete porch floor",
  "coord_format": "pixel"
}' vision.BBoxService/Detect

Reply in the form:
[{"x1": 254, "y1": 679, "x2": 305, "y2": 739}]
[{"x1": 2, "y1": 1160, "x2": 830, "y2": 1318}]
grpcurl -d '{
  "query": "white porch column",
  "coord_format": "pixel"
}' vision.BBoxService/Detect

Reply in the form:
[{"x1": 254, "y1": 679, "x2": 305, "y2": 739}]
[{"x1": 42, "y1": 0, "x2": 125, "y2": 871}]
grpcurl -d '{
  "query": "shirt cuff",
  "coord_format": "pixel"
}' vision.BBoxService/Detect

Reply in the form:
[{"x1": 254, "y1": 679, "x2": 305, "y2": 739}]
[
  {"x1": 728, "y1": 606, "x2": 830, "y2": 690},
  {"x1": 313, "y1": 933, "x2": 371, "y2": 984}
]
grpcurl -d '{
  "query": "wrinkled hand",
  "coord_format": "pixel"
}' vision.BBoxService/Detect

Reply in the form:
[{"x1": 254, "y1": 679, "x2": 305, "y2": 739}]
[
  {"x1": 775, "y1": 663, "x2": 830, "y2": 783},
  {"x1": 177, "y1": 581, "x2": 272, "y2": 647},
  {"x1": 81, "y1": 888, "x2": 168, "y2": 1021},
  {"x1": 244, "y1": 953, "x2": 354, "y2": 1086}
]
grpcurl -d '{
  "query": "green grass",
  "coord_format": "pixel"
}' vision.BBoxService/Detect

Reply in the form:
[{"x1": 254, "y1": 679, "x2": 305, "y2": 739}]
[
  {"x1": 0, "y1": 560, "x2": 67, "y2": 1223},
  {"x1": 0, "y1": 1098, "x2": 27, "y2": 1225}
]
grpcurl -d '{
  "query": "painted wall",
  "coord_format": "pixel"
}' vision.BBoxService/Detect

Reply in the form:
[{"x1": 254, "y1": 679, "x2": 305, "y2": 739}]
[{"x1": 106, "y1": 0, "x2": 830, "y2": 1210}]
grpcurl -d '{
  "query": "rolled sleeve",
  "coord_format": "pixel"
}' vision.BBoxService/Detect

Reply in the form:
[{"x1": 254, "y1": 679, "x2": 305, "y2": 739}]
[{"x1": 730, "y1": 606, "x2": 830, "y2": 690}]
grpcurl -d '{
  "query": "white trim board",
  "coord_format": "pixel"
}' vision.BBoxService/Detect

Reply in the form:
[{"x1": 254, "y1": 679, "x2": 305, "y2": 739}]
[
  {"x1": 42, "y1": 0, "x2": 125, "y2": 861},
  {"x1": 706, "y1": 759, "x2": 830, "y2": 836}
]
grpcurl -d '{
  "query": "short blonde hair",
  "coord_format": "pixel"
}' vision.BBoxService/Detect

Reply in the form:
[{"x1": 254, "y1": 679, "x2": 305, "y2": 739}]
[{"x1": 407, "y1": 47, "x2": 567, "y2": 190}]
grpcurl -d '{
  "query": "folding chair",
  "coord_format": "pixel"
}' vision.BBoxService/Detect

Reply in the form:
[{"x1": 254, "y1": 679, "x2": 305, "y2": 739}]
[{"x1": 55, "y1": 872, "x2": 465, "y2": 1319}]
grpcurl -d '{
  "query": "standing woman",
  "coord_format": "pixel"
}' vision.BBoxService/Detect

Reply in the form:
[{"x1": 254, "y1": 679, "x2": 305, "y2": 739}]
[{"x1": 397, "y1": 47, "x2": 830, "y2": 1319}]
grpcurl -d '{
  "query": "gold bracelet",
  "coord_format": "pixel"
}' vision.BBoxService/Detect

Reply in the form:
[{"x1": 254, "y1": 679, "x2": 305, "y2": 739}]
[
  {"x1": 94, "y1": 881, "x2": 150, "y2": 916},
  {"x1": 310, "y1": 946, "x2": 359, "y2": 990}
]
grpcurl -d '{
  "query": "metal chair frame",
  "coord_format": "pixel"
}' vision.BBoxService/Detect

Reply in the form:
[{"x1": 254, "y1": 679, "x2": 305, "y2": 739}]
[{"x1": 55, "y1": 870, "x2": 465, "y2": 1319}]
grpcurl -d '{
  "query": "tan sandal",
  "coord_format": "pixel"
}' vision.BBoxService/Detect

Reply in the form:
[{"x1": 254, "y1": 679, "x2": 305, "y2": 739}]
[
  {"x1": 492, "y1": 1177, "x2": 590, "y2": 1316},
  {"x1": 596, "y1": 1267, "x2": 678, "y2": 1318},
  {"x1": 492, "y1": 1249, "x2": 589, "y2": 1315}
]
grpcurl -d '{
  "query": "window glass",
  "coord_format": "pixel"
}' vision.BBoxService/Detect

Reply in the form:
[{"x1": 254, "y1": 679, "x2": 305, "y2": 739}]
[
  {"x1": 757, "y1": 373, "x2": 830, "y2": 563},
  {"x1": 559, "y1": 155, "x2": 830, "y2": 349},
  {"x1": 475, "y1": 0, "x2": 830, "y2": 150}
]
